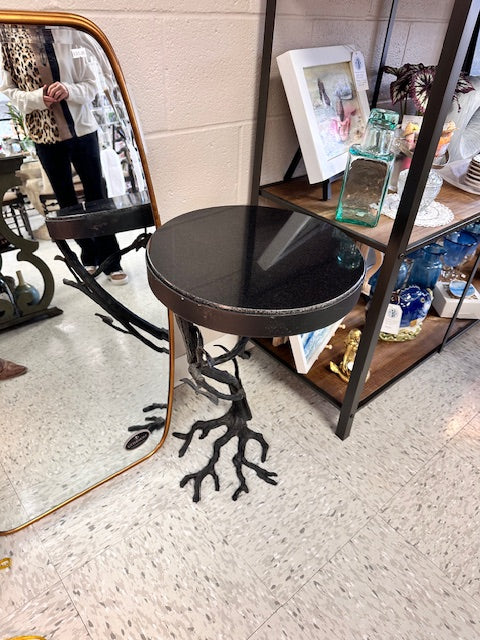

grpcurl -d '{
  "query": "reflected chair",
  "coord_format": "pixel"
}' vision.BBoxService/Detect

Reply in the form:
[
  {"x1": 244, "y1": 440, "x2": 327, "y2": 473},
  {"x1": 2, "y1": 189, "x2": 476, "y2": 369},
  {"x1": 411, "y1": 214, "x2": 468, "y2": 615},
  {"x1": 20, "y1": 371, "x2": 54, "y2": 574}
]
[{"x1": 2, "y1": 187, "x2": 34, "y2": 238}]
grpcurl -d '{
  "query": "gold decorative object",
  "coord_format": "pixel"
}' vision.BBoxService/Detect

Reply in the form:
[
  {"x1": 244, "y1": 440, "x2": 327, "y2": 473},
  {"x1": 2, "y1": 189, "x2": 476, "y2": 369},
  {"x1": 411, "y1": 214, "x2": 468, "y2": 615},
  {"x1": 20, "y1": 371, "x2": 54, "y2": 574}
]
[
  {"x1": 5, "y1": 636, "x2": 47, "y2": 640},
  {"x1": 329, "y1": 328, "x2": 370, "y2": 383}
]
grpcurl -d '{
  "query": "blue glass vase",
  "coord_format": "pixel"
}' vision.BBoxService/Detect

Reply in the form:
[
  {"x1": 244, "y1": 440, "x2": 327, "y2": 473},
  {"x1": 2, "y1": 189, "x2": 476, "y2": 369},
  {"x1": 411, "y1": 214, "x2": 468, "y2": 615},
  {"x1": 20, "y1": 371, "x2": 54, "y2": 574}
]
[{"x1": 407, "y1": 243, "x2": 446, "y2": 291}]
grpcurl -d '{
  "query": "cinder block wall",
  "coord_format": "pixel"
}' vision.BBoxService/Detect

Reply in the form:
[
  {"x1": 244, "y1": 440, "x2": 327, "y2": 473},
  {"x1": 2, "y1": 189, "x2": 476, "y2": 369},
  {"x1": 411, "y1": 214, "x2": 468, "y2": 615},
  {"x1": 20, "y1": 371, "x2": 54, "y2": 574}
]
[{"x1": 3, "y1": 0, "x2": 454, "y2": 221}]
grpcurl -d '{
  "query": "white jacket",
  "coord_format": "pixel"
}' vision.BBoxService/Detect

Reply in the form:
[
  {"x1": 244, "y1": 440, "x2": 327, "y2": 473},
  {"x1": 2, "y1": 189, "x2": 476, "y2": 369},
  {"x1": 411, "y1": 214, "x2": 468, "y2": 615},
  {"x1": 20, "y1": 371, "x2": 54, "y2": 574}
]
[{"x1": 0, "y1": 27, "x2": 99, "y2": 139}]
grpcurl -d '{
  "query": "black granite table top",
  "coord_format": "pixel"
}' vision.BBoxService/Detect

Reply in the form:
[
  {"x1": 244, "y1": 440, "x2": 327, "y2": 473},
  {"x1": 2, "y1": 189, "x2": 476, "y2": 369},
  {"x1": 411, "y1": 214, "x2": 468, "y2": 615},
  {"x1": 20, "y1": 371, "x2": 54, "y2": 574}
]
[{"x1": 147, "y1": 205, "x2": 365, "y2": 337}]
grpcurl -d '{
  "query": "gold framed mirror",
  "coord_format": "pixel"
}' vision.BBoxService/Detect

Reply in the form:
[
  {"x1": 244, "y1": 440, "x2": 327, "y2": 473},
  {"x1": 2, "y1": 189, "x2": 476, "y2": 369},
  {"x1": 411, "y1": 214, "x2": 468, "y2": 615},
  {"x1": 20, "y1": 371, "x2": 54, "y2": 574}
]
[{"x1": 0, "y1": 10, "x2": 173, "y2": 535}]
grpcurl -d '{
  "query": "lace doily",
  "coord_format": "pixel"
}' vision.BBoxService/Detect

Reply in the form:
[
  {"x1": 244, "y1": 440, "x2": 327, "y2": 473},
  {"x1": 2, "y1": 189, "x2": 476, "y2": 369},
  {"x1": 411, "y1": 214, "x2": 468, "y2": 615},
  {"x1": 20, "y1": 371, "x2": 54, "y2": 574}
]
[{"x1": 380, "y1": 193, "x2": 454, "y2": 227}]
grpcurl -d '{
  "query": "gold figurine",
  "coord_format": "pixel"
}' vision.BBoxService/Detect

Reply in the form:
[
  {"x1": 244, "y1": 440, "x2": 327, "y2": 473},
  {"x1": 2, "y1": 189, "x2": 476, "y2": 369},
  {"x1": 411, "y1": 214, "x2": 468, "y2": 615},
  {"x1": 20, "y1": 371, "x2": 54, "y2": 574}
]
[{"x1": 329, "y1": 328, "x2": 370, "y2": 383}]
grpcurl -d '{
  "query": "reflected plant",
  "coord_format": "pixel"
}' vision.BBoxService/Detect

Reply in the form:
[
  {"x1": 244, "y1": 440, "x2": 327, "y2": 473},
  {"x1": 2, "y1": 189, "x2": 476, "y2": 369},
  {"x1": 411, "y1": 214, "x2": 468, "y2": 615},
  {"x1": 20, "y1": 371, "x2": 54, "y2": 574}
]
[
  {"x1": 6, "y1": 101, "x2": 26, "y2": 136},
  {"x1": 6, "y1": 101, "x2": 35, "y2": 153}
]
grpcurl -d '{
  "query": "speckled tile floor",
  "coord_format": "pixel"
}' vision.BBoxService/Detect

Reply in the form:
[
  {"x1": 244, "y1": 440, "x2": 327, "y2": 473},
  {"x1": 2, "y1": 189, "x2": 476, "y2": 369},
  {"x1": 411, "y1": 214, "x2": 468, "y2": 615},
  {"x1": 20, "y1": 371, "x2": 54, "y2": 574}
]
[{"x1": 1, "y1": 228, "x2": 480, "y2": 639}]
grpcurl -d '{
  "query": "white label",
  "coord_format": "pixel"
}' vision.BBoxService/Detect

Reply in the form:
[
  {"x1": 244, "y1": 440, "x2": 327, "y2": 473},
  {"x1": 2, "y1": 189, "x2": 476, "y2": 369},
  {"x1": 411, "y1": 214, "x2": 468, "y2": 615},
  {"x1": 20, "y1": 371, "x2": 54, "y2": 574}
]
[
  {"x1": 381, "y1": 303, "x2": 402, "y2": 334},
  {"x1": 71, "y1": 47, "x2": 87, "y2": 59},
  {"x1": 352, "y1": 50, "x2": 369, "y2": 91}
]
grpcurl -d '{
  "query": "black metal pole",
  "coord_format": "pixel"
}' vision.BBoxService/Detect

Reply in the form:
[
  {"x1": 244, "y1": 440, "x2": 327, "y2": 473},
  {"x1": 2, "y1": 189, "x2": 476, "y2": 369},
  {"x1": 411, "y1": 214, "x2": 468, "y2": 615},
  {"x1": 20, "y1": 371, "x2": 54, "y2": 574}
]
[
  {"x1": 250, "y1": 0, "x2": 277, "y2": 205},
  {"x1": 370, "y1": 0, "x2": 399, "y2": 108}
]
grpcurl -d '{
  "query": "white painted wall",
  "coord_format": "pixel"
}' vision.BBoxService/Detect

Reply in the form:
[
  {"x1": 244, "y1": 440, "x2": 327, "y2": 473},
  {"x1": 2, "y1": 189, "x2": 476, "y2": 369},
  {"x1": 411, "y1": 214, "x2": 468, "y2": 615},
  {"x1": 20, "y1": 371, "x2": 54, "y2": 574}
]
[{"x1": 0, "y1": 0, "x2": 455, "y2": 373}]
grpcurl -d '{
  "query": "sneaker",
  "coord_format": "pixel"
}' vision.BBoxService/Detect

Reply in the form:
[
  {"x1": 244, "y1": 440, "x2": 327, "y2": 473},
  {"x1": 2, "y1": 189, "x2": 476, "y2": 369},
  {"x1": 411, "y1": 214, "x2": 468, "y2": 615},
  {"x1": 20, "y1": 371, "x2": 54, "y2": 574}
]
[
  {"x1": 107, "y1": 270, "x2": 129, "y2": 285},
  {"x1": 85, "y1": 266, "x2": 97, "y2": 276}
]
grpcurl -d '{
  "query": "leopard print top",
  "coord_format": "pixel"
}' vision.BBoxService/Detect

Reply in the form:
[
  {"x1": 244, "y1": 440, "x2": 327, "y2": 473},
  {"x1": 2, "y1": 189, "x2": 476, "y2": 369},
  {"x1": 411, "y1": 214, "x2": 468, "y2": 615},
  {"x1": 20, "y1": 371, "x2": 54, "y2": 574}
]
[{"x1": 1, "y1": 25, "x2": 62, "y2": 144}]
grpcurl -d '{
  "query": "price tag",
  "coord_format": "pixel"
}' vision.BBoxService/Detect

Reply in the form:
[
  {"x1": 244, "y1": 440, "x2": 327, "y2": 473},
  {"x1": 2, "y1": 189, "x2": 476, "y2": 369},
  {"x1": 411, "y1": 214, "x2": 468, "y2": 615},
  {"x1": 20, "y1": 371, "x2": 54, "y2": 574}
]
[
  {"x1": 352, "y1": 50, "x2": 368, "y2": 91},
  {"x1": 381, "y1": 303, "x2": 402, "y2": 334},
  {"x1": 71, "y1": 47, "x2": 87, "y2": 59}
]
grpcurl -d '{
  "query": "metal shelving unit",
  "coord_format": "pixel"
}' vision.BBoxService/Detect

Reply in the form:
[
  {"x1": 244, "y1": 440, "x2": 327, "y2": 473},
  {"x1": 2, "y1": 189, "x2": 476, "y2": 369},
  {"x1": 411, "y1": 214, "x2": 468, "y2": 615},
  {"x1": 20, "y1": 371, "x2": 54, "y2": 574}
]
[{"x1": 250, "y1": 0, "x2": 480, "y2": 439}]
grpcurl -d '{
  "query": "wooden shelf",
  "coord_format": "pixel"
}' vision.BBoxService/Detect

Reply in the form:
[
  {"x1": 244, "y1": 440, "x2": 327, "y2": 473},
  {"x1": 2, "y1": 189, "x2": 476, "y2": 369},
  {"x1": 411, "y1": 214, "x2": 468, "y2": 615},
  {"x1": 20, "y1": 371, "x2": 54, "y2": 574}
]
[
  {"x1": 260, "y1": 177, "x2": 480, "y2": 253},
  {"x1": 257, "y1": 174, "x2": 480, "y2": 410},
  {"x1": 255, "y1": 296, "x2": 477, "y2": 407}
]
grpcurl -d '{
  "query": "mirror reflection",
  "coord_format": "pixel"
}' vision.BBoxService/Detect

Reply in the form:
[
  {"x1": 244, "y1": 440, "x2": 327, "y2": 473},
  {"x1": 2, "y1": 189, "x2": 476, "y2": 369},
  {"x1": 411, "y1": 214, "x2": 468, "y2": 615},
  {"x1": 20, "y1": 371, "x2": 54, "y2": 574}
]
[{"x1": 0, "y1": 18, "x2": 171, "y2": 534}]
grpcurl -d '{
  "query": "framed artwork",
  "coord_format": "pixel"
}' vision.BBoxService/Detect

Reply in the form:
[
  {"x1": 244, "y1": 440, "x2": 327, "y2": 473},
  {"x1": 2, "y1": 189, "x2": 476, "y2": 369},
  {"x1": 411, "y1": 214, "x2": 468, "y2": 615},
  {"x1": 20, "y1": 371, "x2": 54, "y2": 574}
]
[
  {"x1": 289, "y1": 318, "x2": 344, "y2": 374},
  {"x1": 277, "y1": 45, "x2": 370, "y2": 184}
]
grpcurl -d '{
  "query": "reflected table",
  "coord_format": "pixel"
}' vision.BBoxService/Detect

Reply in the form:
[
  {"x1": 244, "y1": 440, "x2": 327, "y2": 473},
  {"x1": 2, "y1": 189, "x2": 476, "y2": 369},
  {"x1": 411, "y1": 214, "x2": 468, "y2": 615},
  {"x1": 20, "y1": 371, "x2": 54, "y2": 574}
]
[
  {"x1": 45, "y1": 191, "x2": 154, "y2": 240},
  {"x1": 1, "y1": 155, "x2": 62, "y2": 330},
  {"x1": 147, "y1": 205, "x2": 365, "y2": 501},
  {"x1": 45, "y1": 192, "x2": 169, "y2": 435}
]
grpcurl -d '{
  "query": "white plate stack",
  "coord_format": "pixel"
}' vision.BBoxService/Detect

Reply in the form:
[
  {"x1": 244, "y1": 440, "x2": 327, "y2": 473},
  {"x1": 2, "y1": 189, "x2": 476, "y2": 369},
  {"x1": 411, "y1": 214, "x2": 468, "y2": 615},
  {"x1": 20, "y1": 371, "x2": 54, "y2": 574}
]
[{"x1": 463, "y1": 154, "x2": 480, "y2": 189}]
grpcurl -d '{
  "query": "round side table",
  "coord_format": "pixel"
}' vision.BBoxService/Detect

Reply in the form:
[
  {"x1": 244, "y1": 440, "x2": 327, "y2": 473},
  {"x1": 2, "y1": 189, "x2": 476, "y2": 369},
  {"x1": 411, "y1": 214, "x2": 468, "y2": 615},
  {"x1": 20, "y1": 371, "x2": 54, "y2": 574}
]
[{"x1": 147, "y1": 205, "x2": 365, "y2": 501}]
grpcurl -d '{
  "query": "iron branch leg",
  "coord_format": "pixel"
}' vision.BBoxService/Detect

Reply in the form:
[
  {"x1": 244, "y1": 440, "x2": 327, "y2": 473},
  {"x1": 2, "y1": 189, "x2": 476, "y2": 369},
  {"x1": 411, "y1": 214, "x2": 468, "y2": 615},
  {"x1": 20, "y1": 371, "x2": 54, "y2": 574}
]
[{"x1": 173, "y1": 316, "x2": 277, "y2": 501}]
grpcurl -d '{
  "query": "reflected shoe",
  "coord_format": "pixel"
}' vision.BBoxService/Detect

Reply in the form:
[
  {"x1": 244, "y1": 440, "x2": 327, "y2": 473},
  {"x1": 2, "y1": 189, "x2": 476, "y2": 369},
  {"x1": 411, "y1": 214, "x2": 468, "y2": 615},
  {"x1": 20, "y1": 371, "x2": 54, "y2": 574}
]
[
  {"x1": 0, "y1": 358, "x2": 28, "y2": 381},
  {"x1": 107, "y1": 270, "x2": 129, "y2": 285}
]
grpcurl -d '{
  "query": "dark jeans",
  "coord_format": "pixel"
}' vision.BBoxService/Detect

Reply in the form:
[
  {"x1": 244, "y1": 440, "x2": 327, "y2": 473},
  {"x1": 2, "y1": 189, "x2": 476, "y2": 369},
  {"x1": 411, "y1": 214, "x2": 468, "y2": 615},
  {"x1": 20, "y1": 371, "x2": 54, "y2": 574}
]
[{"x1": 35, "y1": 131, "x2": 122, "y2": 273}]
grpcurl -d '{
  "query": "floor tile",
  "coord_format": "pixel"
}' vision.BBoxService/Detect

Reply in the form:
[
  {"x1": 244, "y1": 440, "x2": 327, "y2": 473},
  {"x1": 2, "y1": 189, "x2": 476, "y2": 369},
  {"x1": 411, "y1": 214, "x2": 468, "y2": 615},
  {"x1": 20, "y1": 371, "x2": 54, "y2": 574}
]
[
  {"x1": 32, "y1": 445, "x2": 185, "y2": 578},
  {"x1": 178, "y1": 424, "x2": 374, "y2": 602},
  {"x1": 382, "y1": 447, "x2": 480, "y2": 602},
  {"x1": 0, "y1": 463, "x2": 12, "y2": 496},
  {"x1": 375, "y1": 349, "x2": 480, "y2": 444},
  {"x1": 0, "y1": 519, "x2": 59, "y2": 617},
  {"x1": 437, "y1": 322, "x2": 480, "y2": 370},
  {"x1": 447, "y1": 411, "x2": 480, "y2": 471},
  {"x1": 284, "y1": 516, "x2": 480, "y2": 640},
  {"x1": 3, "y1": 212, "x2": 480, "y2": 638},
  {"x1": 265, "y1": 397, "x2": 436, "y2": 510},
  {"x1": 0, "y1": 583, "x2": 91, "y2": 640},
  {"x1": 62, "y1": 509, "x2": 278, "y2": 640},
  {"x1": 249, "y1": 606, "x2": 313, "y2": 639},
  {"x1": 0, "y1": 487, "x2": 28, "y2": 534}
]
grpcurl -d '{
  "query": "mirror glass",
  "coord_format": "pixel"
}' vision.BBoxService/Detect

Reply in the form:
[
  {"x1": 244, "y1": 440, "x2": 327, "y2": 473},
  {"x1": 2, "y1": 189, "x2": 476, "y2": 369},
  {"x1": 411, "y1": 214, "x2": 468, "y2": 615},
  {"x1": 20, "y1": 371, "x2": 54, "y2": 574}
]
[{"x1": 0, "y1": 15, "x2": 171, "y2": 534}]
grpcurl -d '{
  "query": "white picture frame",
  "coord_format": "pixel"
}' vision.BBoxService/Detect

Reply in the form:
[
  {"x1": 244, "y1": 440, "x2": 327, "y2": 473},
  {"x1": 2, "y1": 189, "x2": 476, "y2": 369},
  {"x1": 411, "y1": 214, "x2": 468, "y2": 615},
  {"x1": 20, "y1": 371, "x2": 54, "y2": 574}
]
[
  {"x1": 277, "y1": 45, "x2": 370, "y2": 184},
  {"x1": 289, "y1": 318, "x2": 344, "y2": 374}
]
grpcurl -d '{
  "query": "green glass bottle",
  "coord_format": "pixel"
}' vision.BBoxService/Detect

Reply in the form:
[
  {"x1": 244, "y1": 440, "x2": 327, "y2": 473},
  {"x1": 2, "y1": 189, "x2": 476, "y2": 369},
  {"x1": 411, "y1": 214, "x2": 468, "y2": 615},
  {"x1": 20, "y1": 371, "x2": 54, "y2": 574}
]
[{"x1": 335, "y1": 108, "x2": 399, "y2": 227}]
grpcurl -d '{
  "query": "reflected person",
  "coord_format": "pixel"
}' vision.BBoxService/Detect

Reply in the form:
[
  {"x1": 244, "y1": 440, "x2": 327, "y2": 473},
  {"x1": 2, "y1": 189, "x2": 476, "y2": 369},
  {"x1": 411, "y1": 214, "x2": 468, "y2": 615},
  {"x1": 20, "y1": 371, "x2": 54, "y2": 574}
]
[{"x1": 0, "y1": 25, "x2": 128, "y2": 284}]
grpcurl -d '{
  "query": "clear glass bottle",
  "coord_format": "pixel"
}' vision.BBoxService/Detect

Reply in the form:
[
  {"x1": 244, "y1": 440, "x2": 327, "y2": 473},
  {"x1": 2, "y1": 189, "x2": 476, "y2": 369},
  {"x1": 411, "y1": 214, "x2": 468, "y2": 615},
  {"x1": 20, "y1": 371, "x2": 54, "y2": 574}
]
[{"x1": 335, "y1": 108, "x2": 399, "y2": 227}]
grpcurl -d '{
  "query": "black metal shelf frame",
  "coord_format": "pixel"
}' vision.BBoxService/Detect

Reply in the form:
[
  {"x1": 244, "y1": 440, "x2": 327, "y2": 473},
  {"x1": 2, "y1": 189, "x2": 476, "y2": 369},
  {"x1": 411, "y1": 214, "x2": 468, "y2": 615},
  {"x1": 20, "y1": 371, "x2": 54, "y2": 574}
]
[{"x1": 250, "y1": 0, "x2": 480, "y2": 439}]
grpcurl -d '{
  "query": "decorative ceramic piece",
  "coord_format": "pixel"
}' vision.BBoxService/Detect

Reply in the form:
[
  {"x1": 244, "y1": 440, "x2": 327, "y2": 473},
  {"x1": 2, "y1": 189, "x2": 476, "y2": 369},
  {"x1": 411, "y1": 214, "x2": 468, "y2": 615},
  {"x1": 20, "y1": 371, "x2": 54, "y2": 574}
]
[
  {"x1": 379, "y1": 285, "x2": 433, "y2": 342},
  {"x1": 449, "y1": 280, "x2": 476, "y2": 298},
  {"x1": 13, "y1": 270, "x2": 41, "y2": 306}
]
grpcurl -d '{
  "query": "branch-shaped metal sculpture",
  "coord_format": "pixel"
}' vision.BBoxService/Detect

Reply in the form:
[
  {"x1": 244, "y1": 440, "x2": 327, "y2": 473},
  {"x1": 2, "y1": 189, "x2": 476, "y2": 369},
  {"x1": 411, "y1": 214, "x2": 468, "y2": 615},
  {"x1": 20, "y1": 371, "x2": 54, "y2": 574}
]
[
  {"x1": 55, "y1": 238, "x2": 168, "y2": 351},
  {"x1": 173, "y1": 316, "x2": 277, "y2": 502},
  {"x1": 53, "y1": 237, "x2": 169, "y2": 435}
]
